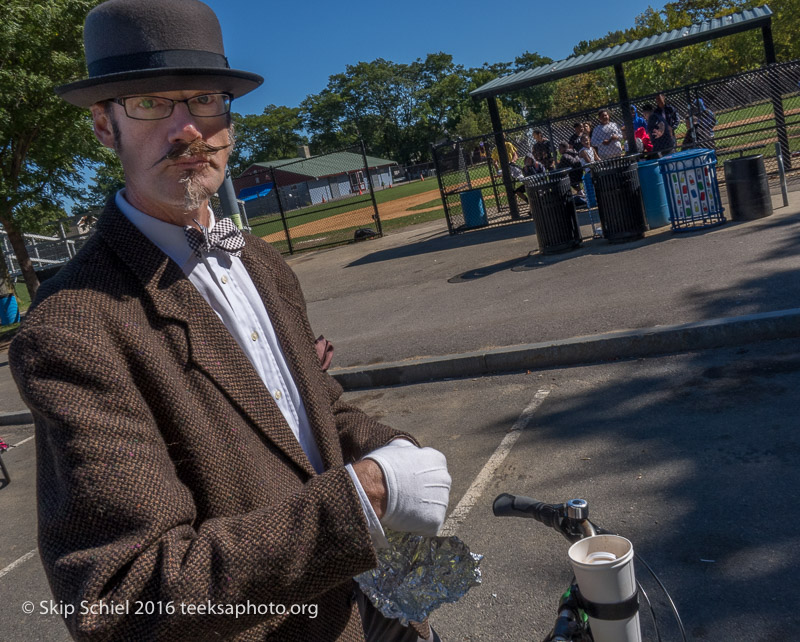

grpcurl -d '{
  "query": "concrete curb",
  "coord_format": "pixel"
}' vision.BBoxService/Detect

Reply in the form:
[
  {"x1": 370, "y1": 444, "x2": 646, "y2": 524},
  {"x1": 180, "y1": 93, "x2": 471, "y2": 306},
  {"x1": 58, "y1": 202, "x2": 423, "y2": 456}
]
[
  {"x1": 331, "y1": 307, "x2": 800, "y2": 390},
  {"x1": 0, "y1": 410, "x2": 32, "y2": 426}
]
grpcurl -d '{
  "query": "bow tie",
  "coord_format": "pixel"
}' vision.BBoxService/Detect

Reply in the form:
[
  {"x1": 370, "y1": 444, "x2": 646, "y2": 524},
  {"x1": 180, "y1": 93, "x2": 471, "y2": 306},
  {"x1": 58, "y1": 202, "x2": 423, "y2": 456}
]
[{"x1": 184, "y1": 217, "x2": 245, "y2": 258}]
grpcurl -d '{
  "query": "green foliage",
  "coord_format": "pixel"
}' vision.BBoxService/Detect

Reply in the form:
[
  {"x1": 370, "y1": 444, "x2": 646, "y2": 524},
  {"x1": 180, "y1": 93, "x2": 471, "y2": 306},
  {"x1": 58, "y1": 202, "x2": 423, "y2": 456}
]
[
  {"x1": 228, "y1": 105, "x2": 307, "y2": 175},
  {"x1": 0, "y1": 0, "x2": 107, "y2": 233}
]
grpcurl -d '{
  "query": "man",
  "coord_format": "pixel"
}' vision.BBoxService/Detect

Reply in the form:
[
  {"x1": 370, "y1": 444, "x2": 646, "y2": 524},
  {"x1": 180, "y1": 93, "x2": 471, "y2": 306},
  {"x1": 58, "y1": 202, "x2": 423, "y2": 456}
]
[
  {"x1": 655, "y1": 92, "x2": 681, "y2": 134},
  {"x1": 590, "y1": 109, "x2": 624, "y2": 160},
  {"x1": 490, "y1": 138, "x2": 518, "y2": 172},
  {"x1": 555, "y1": 142, "x2": 584, "y2": 192},
  {"x1": 568, "y1": 123, "x2": 583, "y2": 153},
  {"x1": 531, "y1": 130, "x2": 554, "y2": 169},
  {"x1": 10, "y1": 1, "x2": 450, "y2": 641},
  {"x1": 642, "y1": 102, "x2": 675, "y2": 157},
  {"x1": 513, "y1": 153, "x2": 545, "y2": 203}
]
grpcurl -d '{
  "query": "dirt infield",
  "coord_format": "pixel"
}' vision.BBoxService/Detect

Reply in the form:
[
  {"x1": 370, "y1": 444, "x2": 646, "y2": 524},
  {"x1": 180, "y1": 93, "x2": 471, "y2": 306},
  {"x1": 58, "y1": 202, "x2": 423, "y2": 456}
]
[{"x1": 259, "y1": 187, "x2": 443, "y2": 243}]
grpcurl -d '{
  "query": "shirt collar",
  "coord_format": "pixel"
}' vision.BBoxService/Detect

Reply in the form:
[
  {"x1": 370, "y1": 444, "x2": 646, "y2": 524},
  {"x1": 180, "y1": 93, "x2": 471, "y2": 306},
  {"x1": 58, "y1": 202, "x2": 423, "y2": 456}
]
[{"x1": 115, "y1": 189, "x2": 216, "y2": 269}]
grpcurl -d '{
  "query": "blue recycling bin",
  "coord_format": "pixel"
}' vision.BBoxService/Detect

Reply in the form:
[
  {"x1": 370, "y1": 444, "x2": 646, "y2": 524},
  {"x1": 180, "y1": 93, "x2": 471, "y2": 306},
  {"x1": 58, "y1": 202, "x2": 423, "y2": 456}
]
[
  {"x1": 0, "y1": 294, "x2": 20, "y2": 326},
  {"x1": 637, "y1": 159, "x2": 670, "y2": 229},
  {"x1": 658, "y1": 149, "x2": 725, "y2": 231},
  {"x1": 459, "y1": 189, "x2": 487, "y2": 228}
]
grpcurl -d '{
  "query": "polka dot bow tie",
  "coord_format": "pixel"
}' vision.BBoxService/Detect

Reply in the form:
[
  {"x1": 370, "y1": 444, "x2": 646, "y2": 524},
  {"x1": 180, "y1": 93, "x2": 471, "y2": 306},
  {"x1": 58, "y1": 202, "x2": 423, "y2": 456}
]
[{"x1": 184, "y1": 217, "x2": 245, "y2": 258}]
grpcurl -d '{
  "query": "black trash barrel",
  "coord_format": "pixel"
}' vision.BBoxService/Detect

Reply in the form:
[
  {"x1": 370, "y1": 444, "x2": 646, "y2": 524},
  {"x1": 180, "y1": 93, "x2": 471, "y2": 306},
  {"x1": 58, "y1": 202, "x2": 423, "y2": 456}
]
[
  {"x1": 724, "y1": 155, "x2": 773, "y2": 221},
  {"x1": 524, "y1": 171, "x2": 582, "y2": 254},
  {"x1": 590, "y1": 155, "x2": 648, "y2": 243}
]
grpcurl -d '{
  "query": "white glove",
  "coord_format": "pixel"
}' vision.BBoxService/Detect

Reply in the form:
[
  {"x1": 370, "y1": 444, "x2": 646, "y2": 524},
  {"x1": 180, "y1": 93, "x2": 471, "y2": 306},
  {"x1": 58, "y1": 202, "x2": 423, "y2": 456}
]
[{"x1": 365, "y1": 440, "x2": 451, "y2": 536}]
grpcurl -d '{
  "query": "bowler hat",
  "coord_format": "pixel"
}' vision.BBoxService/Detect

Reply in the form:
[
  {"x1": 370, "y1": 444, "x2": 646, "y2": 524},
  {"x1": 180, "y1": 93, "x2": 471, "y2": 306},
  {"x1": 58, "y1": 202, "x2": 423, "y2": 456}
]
[{"x1": 56, "y1": 0, "x2": 263, "y2": 108}]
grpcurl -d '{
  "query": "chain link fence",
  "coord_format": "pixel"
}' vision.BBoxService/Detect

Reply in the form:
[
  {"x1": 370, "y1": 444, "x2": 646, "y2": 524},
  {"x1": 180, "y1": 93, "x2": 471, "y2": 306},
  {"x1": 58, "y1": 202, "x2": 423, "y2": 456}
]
[
  {"x1": 239, "y1": 143, "x2": 385, "y2": 254},
  {"x1": 434, "y1": 59, "x2": 800, "y2": 233}
]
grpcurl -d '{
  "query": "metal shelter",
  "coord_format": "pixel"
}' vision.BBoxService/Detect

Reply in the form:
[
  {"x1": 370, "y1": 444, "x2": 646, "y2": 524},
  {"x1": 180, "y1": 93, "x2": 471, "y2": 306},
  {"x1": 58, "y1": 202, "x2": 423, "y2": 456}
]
[{"x1": 470, "y1": 5, "x2": 782, "y2": 219}]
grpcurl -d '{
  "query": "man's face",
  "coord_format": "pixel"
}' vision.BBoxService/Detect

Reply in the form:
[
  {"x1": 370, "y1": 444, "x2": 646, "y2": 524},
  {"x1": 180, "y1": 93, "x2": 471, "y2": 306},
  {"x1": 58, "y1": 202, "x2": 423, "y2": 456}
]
[
  {"x1": 598, "y1": 111, "x2": 610, "y2": 125},
  {"x1": 656, "y1": 94, "x2": 666, "y2": 108},
  {"x1": 91, "y1": 89, "x2": 233, "y2": 223},
  {"x1": 533, "y1": 132, "x2": 542, "y2": 142}
]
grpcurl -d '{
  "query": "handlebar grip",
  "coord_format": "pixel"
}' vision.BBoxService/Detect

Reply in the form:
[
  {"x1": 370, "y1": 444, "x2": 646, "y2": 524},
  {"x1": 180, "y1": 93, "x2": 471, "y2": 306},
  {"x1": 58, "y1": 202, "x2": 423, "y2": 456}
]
[{"x1": 492, "y1": 493, "x2": 563, "y2": 529}]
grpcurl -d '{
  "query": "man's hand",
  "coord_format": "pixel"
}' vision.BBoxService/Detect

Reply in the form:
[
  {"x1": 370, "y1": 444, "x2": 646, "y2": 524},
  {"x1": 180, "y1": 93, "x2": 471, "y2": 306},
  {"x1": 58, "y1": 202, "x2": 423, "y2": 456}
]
[{"x1": 359, "y1": 441, "x2": 451, "y2": 536}]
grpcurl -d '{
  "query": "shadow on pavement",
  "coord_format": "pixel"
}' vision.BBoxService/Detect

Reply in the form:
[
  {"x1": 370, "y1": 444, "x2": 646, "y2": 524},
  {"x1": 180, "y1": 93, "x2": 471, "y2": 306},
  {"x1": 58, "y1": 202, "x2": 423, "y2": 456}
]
[
  {"x1": 347, "y1": 220, "x2": 535, "y2": 267},
  {"x1": 500, "y1": 342, "x2": 800, "y2": 640}
]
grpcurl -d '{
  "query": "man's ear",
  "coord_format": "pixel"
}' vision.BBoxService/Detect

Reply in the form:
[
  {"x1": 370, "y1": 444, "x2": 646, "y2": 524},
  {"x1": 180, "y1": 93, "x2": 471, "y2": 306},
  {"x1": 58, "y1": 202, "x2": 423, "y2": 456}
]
[{"x1": 90, "y1": 103, "x2": 116, "y2": 150}]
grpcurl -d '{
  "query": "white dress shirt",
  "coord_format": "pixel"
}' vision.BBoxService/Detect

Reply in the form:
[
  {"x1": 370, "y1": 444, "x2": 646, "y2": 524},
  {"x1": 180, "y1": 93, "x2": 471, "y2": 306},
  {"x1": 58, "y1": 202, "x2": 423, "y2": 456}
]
[{"x1": 115, "y1": 191, "x2": 388, "y2": 545}]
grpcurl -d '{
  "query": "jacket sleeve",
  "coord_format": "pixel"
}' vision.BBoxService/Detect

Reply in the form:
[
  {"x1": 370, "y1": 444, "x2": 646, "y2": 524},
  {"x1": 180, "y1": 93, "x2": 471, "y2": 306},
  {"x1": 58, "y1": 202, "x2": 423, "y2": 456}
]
[{"x1": 10, "y1": 324, "x2": 378, "y2": 642}]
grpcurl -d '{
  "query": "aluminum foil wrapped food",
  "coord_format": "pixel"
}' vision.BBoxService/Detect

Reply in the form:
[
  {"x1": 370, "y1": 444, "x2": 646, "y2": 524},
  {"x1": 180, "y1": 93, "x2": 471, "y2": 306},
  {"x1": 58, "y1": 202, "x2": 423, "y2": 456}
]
[{"x1": 355, "y1": 530, "x2": 483, "y2": 626}]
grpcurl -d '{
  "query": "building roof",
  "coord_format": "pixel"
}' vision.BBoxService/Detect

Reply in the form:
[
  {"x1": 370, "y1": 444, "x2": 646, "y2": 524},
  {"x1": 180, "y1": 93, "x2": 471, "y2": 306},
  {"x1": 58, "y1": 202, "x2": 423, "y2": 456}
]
[
  {"x1": 470, "y1": 5, "x2": 773, "y2": 100},
  {"x1": 250, "y1": 150, "x2": 396, "y2": 180}
]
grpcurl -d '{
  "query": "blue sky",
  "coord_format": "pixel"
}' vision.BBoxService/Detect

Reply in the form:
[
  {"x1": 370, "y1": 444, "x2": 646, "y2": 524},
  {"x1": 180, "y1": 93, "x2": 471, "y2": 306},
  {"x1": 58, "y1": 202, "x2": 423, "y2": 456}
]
[{"x1": 203, "y1": 0, "x2": 662, "y2": 116}]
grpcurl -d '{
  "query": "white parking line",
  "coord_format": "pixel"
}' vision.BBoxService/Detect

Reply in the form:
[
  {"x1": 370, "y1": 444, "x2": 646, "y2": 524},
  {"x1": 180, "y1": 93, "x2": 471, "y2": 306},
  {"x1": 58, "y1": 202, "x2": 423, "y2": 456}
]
[
  {"x1": 439, "y1": 388, "x2": 551, "y2": 537},
  {"x1": 0, "y1": 549, "x2": 37, "y2": 580},
  {"x1": 14, "y1": 435, "x2": 34, "y2": 447}
]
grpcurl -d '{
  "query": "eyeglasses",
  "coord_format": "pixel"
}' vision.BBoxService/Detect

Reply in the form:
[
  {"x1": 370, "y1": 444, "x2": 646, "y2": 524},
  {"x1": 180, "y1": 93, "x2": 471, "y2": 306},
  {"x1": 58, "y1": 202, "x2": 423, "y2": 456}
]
[{"x1": 112, "y1": 93, "x2": 232, "y2": 120}]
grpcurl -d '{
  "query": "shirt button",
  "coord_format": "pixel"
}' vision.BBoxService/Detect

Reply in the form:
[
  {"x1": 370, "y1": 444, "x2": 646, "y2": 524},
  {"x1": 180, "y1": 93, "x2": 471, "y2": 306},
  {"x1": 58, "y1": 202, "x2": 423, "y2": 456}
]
[
  {"x1": 251, "y1": 331, "x2": 258, "y2": 341},
  {"x1": 274, "y1": 390, "x2": 283, "y2": 400},
  {"x1": 221, "y1": 274, "x2": 228, "y2": 284}
]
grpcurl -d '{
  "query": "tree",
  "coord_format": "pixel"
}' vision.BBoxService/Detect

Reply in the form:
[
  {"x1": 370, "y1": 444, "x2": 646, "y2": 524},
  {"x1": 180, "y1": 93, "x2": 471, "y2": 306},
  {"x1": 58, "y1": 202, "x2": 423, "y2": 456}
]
[
  {"x1": 0, "y1": 0, "x2": 106, "y2": 301},
  {"x1": 78, "y1": 147, "x2": 124, "y2": 211},
  {"x1": 228, "y1": 105, "x2": 306, "y2": 176}
]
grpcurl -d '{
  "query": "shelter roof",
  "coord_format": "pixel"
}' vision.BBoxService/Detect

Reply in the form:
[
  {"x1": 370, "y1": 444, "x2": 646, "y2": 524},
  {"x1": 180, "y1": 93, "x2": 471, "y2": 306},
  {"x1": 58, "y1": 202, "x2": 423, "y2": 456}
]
[
  {"x1": 470, "y1": 5, "x2": 773, "y2": 99},
  {"x1": 251, "y1": 151, "x2": 396, "y2": 180}
]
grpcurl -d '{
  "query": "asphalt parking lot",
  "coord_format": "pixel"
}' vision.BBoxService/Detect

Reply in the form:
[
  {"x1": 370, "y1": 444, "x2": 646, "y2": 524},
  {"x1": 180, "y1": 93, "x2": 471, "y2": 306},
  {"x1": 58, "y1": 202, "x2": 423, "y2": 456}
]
[
  {"x1": 343, "y1": 338, "x2": 800, "y2": 641},
  {"x1": 2, "y1": 338, "x2": 799, "y2": 641}
]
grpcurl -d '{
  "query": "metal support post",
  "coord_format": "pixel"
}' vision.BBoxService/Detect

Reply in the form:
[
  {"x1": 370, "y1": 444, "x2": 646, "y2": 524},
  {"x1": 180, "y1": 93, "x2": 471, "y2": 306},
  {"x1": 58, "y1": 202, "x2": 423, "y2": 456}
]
[
  {"x1": 270, "y1": 167, "x2": 293, "y2": 255},
  {"x1": 614, "y1": 63, "x2": 637, "y2": 155},
  {"x1": 218, "y1": 167, "x2": 243, "y2": 229},
  {"x1": 775, "y1": 142, "x2": 790, "y2": 207},
  {"x1": 763, "y1": 25, "x2": 791, "y2": 169},
  {"x1": 487, "y1": 96, "x2": 520, "y2": 219},
  {"x1": 359, "y1": 140, "x2": 383, "y2": 237}
]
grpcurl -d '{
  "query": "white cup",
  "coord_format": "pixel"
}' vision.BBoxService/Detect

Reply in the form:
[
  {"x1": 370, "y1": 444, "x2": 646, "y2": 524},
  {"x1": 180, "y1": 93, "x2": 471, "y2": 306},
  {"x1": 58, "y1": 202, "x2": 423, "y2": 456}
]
[{"x1": 568, "y1": 534, "x2": 642, "y2": 642}]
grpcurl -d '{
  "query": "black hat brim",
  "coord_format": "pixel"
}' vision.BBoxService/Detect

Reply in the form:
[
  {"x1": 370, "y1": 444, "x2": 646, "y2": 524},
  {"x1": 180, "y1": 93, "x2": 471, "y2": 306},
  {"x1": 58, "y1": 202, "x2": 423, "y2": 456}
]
[{"x1": 56, "y1": 67, "x2": 263, "y2": 108}]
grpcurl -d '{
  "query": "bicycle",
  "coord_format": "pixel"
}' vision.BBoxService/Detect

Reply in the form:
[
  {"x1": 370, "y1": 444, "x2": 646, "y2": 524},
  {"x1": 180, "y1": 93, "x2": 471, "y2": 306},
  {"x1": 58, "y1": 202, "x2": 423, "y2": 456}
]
[{"x1": 493, "y1": 493, "x2": 687, "y2": 642}]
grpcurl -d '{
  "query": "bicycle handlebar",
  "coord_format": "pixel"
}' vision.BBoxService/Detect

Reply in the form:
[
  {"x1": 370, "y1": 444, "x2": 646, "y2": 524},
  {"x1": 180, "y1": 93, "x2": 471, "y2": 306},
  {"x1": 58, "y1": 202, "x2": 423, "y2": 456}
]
[
  {"x1": 492, "y1": 493, "x2": 564, "y2": 529},
  {"x1": 493, "y1": 493, "x2": 600, "y2": 542}
]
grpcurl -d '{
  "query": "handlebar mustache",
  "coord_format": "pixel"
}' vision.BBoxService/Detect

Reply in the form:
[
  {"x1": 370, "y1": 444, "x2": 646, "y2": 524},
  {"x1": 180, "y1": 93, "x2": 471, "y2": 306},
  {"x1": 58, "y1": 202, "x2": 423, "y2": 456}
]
[{"x1": 152, "y1": 139, "x2": 232, "y2": 168}]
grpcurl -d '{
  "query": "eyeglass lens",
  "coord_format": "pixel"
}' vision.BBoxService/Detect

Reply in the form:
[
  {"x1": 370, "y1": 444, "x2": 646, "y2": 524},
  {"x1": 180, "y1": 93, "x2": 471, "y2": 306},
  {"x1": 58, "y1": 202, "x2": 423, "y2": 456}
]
[{"x1": 120, "y1": 94, "x2": 231, "y2": 120}]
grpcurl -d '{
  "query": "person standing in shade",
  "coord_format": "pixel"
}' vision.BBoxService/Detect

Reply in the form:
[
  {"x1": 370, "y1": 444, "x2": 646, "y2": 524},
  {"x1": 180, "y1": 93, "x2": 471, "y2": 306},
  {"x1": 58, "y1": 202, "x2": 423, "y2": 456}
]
[
  {"x1": 568, "y1": 123, "x2": 584, "y2": 152},
  {"x1": 531, "y1": 130, "x2": 554, "y2": 169},
  {"x1": 10, "y1": 1, "x2": 450, "y2": 640},
  {"x1": 642, "y1": 102, "x2": 675, "y2": 157},
  {"x1": 590, "y1": 109, "x2": 624, "y2": 160}
]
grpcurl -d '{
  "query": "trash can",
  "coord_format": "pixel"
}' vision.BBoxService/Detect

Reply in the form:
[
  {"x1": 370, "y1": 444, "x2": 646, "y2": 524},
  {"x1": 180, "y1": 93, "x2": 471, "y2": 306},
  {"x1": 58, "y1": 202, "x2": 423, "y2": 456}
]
[
  {"x1": 0, "y1": 294, "x2": 20, "y2": 326},
  {"x1": 524, "y1": 171, "x2": 582, "y2": 254},
  {"x1": 637, "y1": 159, "x2": 670, "y2": 229},
  {"x1": 459, "y1": 189, "x2": 487, "y2": 229},
  {"x1": 723, "y1": 154, "x2": 772, "y2": 221},
  {"x1": 658, "y1": 149, "x2": 725, "y2": 231},
  {"x1": 589, "y1": 155, "x2": 648, "y2": 243}
]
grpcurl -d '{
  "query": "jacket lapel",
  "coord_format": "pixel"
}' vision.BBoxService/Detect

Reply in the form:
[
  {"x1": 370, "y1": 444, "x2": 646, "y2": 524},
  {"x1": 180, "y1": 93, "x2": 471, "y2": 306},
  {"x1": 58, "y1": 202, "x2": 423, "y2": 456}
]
[
  {"x1": 240, "y1": 243, "x2": 344, "y2": 470},
  {"x1": 96, "y1": 203, "x2": 316, "y2": 477}
]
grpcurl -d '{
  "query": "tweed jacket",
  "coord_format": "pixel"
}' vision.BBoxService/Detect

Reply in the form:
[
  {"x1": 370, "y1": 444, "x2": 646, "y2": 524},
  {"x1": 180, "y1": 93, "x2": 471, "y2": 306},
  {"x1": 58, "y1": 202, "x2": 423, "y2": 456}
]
[{"x1": 10, "y1": 202, "x2": 423, "y2": 642}]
